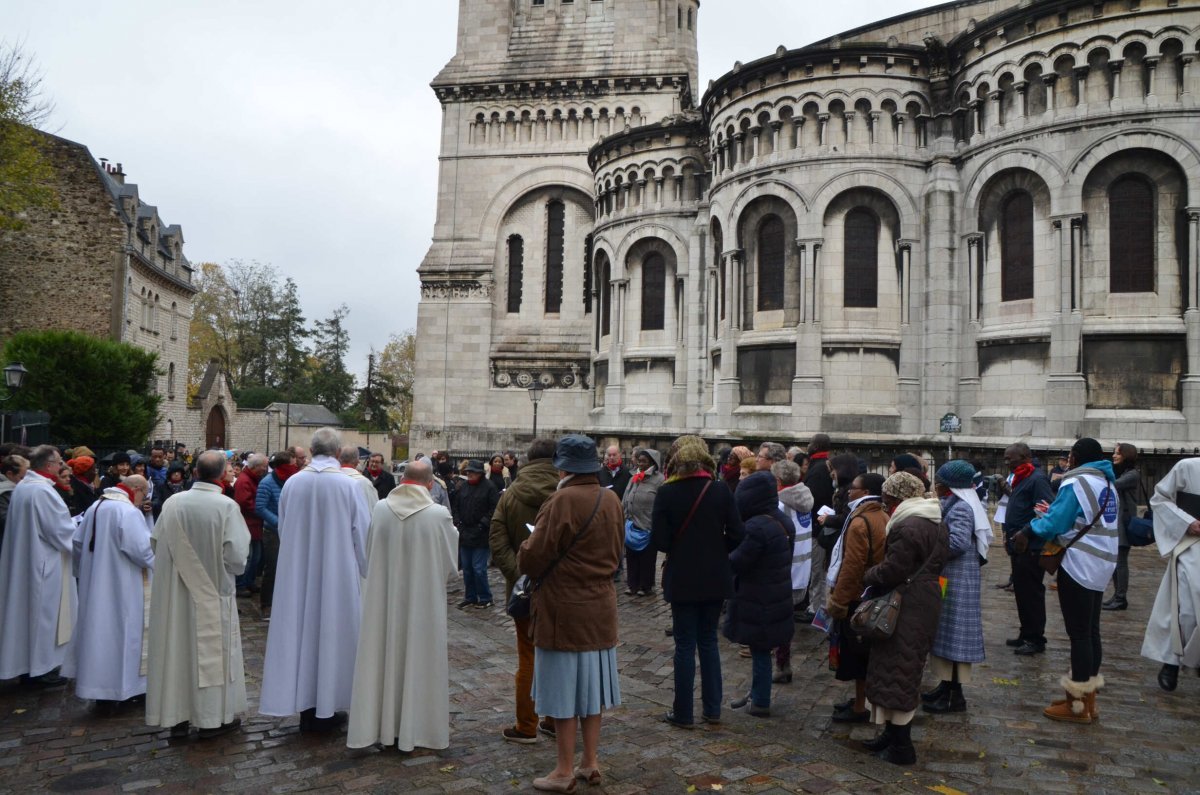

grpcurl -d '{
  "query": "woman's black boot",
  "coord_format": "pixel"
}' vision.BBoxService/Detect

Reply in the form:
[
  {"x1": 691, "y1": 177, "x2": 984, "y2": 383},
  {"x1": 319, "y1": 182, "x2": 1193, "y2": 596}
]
[
  {"x1": 861, "y1": 721, "x2": 893, "y2": 752},
  {"x1": 878, "y1": 722, "x2": 916, "y2": 765}
]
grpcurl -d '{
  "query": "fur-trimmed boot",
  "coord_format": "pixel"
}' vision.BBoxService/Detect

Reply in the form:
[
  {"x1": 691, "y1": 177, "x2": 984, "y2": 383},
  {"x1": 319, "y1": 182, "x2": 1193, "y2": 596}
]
[
  {"x1": 1047, "y1": 674, "x2": 1104, "y2": 720},
  {"x1": 1043, "y1": 676, "x2": 1095, "y2": 723}
]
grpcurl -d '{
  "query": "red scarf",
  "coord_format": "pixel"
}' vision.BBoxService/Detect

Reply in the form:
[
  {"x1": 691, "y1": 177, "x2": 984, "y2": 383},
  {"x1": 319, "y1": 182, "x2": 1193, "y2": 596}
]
[
  {"x1": 1011, "y1": 462, "x2": 1036, "y2": 489},
  {"x1": 114, "y1": 483, "x2": 136, "y2": 501},
  {"x1": 632, "y1": 470, "x2": 648, "y2": 484},
  {"x1": 34, "y1": 469, "x2": 57, "y2": 483},
  {"x1": 810, "y1": 451, "x2": 829, "y2": 462},
  {"x1": 274, "y1": 463, "x2": 300, "y2": 482}
]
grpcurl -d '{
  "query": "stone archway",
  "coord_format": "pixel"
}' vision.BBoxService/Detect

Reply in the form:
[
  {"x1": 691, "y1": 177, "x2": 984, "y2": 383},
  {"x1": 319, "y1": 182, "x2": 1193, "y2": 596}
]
[{"x1": 205, "y1": 406, "x2": 226, "y2": 449}]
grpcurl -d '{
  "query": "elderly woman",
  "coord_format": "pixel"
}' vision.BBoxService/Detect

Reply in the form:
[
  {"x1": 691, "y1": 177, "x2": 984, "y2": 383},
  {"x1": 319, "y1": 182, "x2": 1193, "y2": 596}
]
[
  {"x1": 722, "y1": 445, "x2": 753, "y2": 492},
  {"x1": 652, "y1": 436, "x2": 743, "y2": 729},
  {"x1": 518, "y1": 435, "x2": 624, "y2": 792},
  {"x1": 923, "y1": 460, "x2": 989, "y2": 715},
  {"x1": 1104, "y1": 442, "x2": 1140, "y2": 611},
  {"x1": 622, "y1": 448, "x2": 664, "y2": 597},
  {"x1": 724, "y1": 470, "x2": 794, "y2": 718},
  {"x1": 860, "y1": 472, "x2": 947, "y2": 765}
]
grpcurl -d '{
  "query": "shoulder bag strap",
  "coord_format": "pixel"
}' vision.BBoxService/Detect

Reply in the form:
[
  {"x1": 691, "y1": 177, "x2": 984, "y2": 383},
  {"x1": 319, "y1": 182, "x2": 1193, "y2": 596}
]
[
  {"x1": 533, "y1": 490, "x2": 604, "y2": 590},
  {"x1": 672, "y1": 479, "x2": 712, "y2": 546},
  {"x1": 1057, "y1": 483, "x2": 1111, "y2": 553}
]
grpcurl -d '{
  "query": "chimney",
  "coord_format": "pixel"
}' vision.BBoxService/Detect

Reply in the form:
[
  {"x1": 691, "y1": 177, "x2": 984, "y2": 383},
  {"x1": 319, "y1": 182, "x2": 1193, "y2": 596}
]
[{"x1": 111, "y1": 162, "x2": 125, "y2": 185}]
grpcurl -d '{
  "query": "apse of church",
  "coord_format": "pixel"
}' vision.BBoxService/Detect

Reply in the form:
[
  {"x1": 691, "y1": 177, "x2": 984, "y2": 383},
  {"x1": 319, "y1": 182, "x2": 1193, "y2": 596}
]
[{"x1": 412, "y1": 0, "x2": 1200, "y2": 454}]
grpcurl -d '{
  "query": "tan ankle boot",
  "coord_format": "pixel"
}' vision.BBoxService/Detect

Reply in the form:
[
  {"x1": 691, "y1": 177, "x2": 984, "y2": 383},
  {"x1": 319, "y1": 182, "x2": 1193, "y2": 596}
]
[{"x1": 1043, "y1": 676, "x2": 1094, "y2": 724}]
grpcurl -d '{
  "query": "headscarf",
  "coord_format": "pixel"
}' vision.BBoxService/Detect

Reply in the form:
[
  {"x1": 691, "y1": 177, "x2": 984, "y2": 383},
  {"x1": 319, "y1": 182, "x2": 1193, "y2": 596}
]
[
  {"x1": 937, "y1": 461, "x2": 993, "y2": 560},
  {"x1": 883, "y1": 471, "x2": 926, "y2": 502},
  {"x1": 665, "y1": 435, "x2": 716, "y2": 482}
]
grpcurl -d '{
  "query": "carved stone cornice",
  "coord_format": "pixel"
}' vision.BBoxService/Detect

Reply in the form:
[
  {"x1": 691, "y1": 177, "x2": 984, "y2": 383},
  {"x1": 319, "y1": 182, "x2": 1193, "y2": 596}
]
[
  {"x1": 490, "y1": 358, "x2": 590, "y2": 390},
  {"x1": 420, "y1": 279, "x2": 492, "y2": 301}
]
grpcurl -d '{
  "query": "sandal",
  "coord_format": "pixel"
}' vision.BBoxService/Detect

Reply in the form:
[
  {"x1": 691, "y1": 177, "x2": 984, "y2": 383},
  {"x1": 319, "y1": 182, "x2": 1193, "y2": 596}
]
[
  {"x1": 574, "y1": 766, "x2": 602, "y2": 786},
  {"x1": 533, "y1": 774, "x2": 577, "y2": 793}
]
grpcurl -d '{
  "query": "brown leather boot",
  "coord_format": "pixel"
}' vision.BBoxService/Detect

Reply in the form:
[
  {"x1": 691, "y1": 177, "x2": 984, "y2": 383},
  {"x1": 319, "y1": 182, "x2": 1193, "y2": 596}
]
[{"x1": 1043, "y1": 676, "x2": 1094, "y2": 724}]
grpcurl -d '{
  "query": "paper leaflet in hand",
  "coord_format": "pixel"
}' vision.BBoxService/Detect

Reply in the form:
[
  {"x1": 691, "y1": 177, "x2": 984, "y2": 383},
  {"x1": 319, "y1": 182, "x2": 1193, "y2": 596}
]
[
  {"x1": 811, "y1": 605, "x2": 833, "y2": 633},
  {"x1": 816, "y1": 505, "x2": 836, "y2": 518}
]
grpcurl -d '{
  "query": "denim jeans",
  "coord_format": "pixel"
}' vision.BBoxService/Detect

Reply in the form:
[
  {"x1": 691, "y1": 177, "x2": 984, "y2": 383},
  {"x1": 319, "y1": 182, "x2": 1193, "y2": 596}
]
[
  {"x1": 460, "y1": 545, "x2": 493, "y2": 604},
  {"x1": 750, "y1": 648, "x2": 773, "y2": 708},
  {"x1": 670, "y1": 601, "x2": 723, "y2": 723},
  {"x1": 237, "y1": 539, "x2": 262, "y2": 591}
]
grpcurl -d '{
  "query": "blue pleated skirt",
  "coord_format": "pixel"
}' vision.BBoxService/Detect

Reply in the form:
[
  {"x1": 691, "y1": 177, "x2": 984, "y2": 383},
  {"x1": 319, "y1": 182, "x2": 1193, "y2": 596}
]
[{"x1": 532, "y1": 647, "x2": 621, "y2": 718}]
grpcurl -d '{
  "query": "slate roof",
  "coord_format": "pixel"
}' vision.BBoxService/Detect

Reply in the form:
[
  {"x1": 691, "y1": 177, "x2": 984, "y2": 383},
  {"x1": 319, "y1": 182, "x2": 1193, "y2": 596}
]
[{"x1": 264, "y1": 402, "x2": 342, "y2": 427}]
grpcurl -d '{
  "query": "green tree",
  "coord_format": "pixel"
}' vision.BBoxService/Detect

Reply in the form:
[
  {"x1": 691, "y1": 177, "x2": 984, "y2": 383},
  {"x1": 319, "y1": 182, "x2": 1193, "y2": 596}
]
[
  {"x1": 0, "y1": 42, "x2": 57, "y2": 231},
  {"x1": 308, "y1": 304, "x2": 355, "y2": 413},
  {"x1": 2, "y1": 330, "x2": 161, "y2": 445},
  {"x1": 377, "y1": 330, "x2": 416, "y2": 434}
]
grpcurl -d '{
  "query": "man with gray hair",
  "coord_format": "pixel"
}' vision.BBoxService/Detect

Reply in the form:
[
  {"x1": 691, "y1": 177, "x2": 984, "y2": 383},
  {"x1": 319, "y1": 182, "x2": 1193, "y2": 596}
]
[
  {"x1": 0, "y1": 445, "x2": 77, "y2": 687},
  {"x1": 146, "y1": 451, "x2": 250, "y2": 738},
  {"x1": 338, "y1": 448, "x2": 378, "y2": 512},
  {"x1": 234, "y1": 453, "x2": 269, "y2": 598},
  {"x1": 260, "y1": 427, "x2": 370, "y2": 733},
  {"x1": 756, "y1": 442, "x2": 787, "y2": 472}
]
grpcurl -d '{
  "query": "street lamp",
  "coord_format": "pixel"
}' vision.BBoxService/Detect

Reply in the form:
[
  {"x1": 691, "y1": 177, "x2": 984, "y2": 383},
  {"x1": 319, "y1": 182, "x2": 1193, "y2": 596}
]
[
  {"x1": 0, "y1": 362, "x2": 29, "y2": 445},
  {"x1": 527, "y1": 383, "x2": 543, "y2": 438},
  {"x1": 363, "y1": 407, "x2": 373, "y2": 452}
]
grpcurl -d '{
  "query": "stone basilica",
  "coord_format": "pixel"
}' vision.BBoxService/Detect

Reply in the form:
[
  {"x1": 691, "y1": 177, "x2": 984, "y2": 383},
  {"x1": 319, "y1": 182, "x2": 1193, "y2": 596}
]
[{"x1": 411, "y1": 0, "x2": 1200, "y2": 456}]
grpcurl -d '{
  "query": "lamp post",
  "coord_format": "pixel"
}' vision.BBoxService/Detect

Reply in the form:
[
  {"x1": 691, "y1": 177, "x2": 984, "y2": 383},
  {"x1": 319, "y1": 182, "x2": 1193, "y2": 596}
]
[
  {"x1": 0, "y1": 363, "x2": 29, "y2": 445},
  {"x1": 527, "y1": 383, "x2": 544, "y2": 439},
  {"x1": 364, "y1": 407, "x2": 373, "y2": 453}
]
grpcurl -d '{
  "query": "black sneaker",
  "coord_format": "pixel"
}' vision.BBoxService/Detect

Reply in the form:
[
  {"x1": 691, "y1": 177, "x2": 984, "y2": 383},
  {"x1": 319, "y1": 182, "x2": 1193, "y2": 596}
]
[
  {"x1": 502, "y1": 727, "x2": 537, "y2": 744},
  {"x1": 475, "y1": 601, "x2": 493, "y2": 609},
  {"x1": 457, "y1": 599, "x2": 474, "y2": 609},
  {"x1": 1013, "y1": 640, "x2": 1046, "y2": 656}
]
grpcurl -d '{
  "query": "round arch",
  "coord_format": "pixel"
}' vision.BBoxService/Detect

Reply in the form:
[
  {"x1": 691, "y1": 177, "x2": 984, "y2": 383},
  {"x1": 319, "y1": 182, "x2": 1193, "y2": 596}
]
[
  {"x1": 807, "y1": 169, "x2": 920, "y2": 239},
  {"x1": 476, "y1": 164, "x2": 595, "y2": 242},
  {"x1": 962, "y1": 148, "x2": 1066, "y2": 221},
  {"x1": 721, "y1": 179, "x2": 809, "y2": 238},
  {"x1": 1066, "y1": 129, "x2": 1200, "y2": 209}
]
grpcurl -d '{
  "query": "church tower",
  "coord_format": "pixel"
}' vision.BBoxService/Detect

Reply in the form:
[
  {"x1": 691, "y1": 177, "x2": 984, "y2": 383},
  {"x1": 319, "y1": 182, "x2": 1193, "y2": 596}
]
[{"x1": 412, "y1": 0, "x2": 699, "y2": 453}]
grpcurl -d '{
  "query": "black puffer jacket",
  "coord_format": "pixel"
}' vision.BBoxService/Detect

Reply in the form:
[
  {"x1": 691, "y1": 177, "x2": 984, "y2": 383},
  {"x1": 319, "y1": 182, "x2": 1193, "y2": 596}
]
[
  {"x1": 723, "y1": 471, "x2": 795, "y2": 650},
  {"x1": 651, "y1": 475, "x2": 743, "y2": 603},
  {"x1": 452, "y1": 478, "x2": 499, "y2": 547},
  {"x1": 863, "y1": 508, "x2": 948, "y2": 712}
]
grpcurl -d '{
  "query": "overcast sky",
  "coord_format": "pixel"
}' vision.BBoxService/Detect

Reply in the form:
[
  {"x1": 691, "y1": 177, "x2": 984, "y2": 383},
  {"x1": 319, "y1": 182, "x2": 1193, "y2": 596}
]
[{"x1": 10, "y1": 0, "x2": 943, "y2": 378}]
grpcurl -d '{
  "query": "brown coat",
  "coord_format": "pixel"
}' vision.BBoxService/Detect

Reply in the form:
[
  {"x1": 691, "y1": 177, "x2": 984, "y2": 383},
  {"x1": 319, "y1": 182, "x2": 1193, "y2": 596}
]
[
  {"x1": 518, "y1": 474, "x2": 624, "y2": 651},
  {"x1": 827, "y1": 500, "x2": 888, "y2": 619}
]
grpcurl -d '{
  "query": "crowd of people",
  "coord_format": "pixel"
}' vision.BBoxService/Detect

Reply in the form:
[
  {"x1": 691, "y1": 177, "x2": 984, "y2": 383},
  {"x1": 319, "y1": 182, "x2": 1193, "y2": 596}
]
[{"x1": 0, "y1": 428, "x2": 1197, "y2": 790}]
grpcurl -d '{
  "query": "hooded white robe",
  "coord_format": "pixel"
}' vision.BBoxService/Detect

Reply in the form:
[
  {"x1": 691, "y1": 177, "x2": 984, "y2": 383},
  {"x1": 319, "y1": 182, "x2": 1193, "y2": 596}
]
[
  {"x1": 145, "y1": 482, "x2": 250, "y2": 729},
  {"x1": 0, "y1": 470, "x2": 78, "y2": 678},
  {"x1": 1142, "y1": 459, "x2": 1200, "y2": 668},
  {"x1": 347, "y1": 484, "x2": 458, "y2": 750},
  {"x1": 63, "y1": 489, "x2": 154, "y2": 700},
  {"x1": 341, "y1": 466, "x2": 379, "y2": 513},
  {"x1": 259, "y1": 455, "x2": 369, "y2": 718}
]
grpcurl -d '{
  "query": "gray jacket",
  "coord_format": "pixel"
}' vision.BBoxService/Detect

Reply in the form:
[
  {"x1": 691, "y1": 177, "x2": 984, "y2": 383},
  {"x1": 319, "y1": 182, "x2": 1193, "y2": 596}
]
[{"x1": 622, "y1": 449, "x2": 663, "y2": 531}]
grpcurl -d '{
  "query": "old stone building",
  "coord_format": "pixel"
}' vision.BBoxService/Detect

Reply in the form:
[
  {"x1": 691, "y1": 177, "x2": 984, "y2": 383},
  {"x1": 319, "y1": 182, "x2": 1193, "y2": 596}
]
[
  {"x1": 413, "y1": 0, "x2": 1200, "y2": 455},
  {"x1": 0, "y1": 132, "x2": 267, "y2": 450}
]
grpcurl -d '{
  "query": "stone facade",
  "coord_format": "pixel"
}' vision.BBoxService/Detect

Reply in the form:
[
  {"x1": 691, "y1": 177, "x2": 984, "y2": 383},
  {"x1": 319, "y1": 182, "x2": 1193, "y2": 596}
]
[
  {"x1": 0, "y1": 132, "x2": 261, "y2": 450},
  {"x1": 416, "y1": 0, "x2": 1200, "y2": 455}
]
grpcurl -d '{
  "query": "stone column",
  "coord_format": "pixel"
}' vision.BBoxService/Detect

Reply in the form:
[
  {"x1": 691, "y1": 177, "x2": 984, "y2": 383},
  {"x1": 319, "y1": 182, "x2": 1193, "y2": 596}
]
[
  {"x1": 988, "y1": 89, "x2": 1005, "y2": 129},
  {"x1": 1045, "y1": 214, "x2": 1087, "y2": 440},
  {"x1": 869, "y1": 111, "x2": 881, "y2": 146},
  {"x1": 957, "y1": 234, "x2": 983, "y2": 435},
  {"x1": 717, "y1": 250, "x2": 743, "y2": 419},
  {"x1": 734, "y1": 132, "x2": 746, "y2": 168},
  {"x1": 749, "y1": 126, "x2": 762, "y2": 160},
  {"x1": 1144, "y1": 55, "x2": 1160, "y2": 102},
  {"x1": 965, "y1": 233, "x2": 983, "y2": 322},
  {"x1": 919, "y1": 156, "x2": 959, "y2": 437},
  {"x1": 895, "y1": 112, "x2": 908, "y2": 148},
  {"x1": 770, "y1": 121, "x2": 783, "y2": 154},
  {"x1": 1184, "y1": 210, "x2": 1200, "y2": 434},
  {"x1": 1109, "y1": 59, "x2": 1123, "y2": 102},
  {"x1": 817, "y1": 113, "x2": 830, "y2": 147},
  {"x1": 1014, "y1": 80, "x2": 1029, "y2": 120},
  {"x1": 842, "y1": 111, "x2": 856, "y2": 146},
  {"x1": 793, "y1": 239, "x2": 825, "y2": 427},
  {"x1": 1043, "y1": 73, "x2": 1059, "y2": 114},
  {"x1": 1074, "y1": 66, "x2": 1090, "y2": 109},
  {"x1": 636, "y1": 179, "x2": 647, "y2": 208},
  {"x1": 606, "y1": 278, "x2": 628, "y2": 416},
  {"x1": 1182, "y1": 55, "x2": 1195, "y2": 98},
  {"x1": 654, "y1": 177, "x2": 664, "y2": 207},
  {"x1": 792, "y1": 117, "x2": 804, "y2": 151}
]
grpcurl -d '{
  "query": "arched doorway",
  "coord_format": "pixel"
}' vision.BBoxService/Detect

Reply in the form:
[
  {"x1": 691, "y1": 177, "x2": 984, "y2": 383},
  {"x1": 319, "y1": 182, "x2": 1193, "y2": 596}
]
[{"x1": 205, "y1": 406, "x2": 226, "y2": 449}]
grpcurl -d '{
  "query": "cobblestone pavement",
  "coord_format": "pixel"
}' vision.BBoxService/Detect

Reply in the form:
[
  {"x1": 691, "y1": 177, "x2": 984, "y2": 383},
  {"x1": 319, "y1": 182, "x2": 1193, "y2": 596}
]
[{"x1": 2, "y1": 541, "x2": 1198, "y2": 794}]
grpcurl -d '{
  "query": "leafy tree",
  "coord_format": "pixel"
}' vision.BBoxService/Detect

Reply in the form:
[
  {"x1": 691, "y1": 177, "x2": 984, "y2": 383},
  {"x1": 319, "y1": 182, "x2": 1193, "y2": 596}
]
[
  {"x1": 2, "y1": 330, "x2": 161, "y2": 445},
  {"x1": 0, "y1": 42, "x2": 57, "y2": 231},
  {"x1": 348, "y1": 350, "x2": 402, "y2": 431},
  {"x1": 308, "y1": 304, "x2": 355, "y2": 413},
  {"x1": 233, "y1": 384, "x2": 284, "y2": 410},
  {"x1": 377, "y1": 330, "x2": 416, "y2": 434},
  {"x1": 188, "y1": 262, "x2": 238, "y2": 391}
]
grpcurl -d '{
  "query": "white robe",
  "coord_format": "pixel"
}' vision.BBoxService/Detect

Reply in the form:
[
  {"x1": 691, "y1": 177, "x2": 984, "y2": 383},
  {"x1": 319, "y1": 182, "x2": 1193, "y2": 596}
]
[
  {"x1": 260, "y1": 455, "x2": 369, "y2": 718},
  {"x1": 348, "y1": 484, "x2": 458, "y2": 750},
  {"x1": 63, "y1": 490, "x2": 154, "y2": 700},
  {"x1": 341, "y1": 466, "x2": 379, "y2": 513},
  {"x1": 0, "y1": 471, "x2": 78, "y2": 678},
  {"x1": 145, "y1": 482, "x2": 250, "y2": 729},
  {"x1": 1143, "y1": 459, "x2": 1200, "y2": 667}
]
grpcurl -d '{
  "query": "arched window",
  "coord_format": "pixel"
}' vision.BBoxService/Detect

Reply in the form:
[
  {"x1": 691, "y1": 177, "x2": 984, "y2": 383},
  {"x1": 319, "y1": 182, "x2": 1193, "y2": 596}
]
[
  {"x1": 641, "y1": 253, "x2": 666, "y2": 330},
  {"x1": 544, "y1": 200, "x2": 565, "y2": 313},
  {"x1": 506, "y1": 234, "x2": 524, "y2": 314},
  {"x1": 687, "y1": 7, "x2": 693, "y2": 30},
  {"x1": 583, "y1": 234, "x2": 593, "y2": 314},
  {"x1": 167, "y1": 362, "x2": 176, "y2": 397},
  {"x1": 757, "y1": 215, "x2": 785, "y2": 311},
  {"x1": 843, "y1": 208, "x2": 878, "y2": 307},
  {"x1": 599, "y1": 254, "x2": 612, "y2": 337},
  {"x1": 1109, "y1": 175, "x2": 1154, "y2": 293},
  {"x1": 1000, "y1": 191, "x2": 1034, "y2": 301}
]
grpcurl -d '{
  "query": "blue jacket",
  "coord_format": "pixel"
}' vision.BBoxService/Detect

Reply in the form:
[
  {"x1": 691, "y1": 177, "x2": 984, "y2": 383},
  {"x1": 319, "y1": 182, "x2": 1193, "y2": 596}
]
[
  {"x1": 723, "y1": 471, "x2": 795, "y2": 649},
  {"x1": 1029, "y1": 460, "x2": 1117, "y2": 541},
  {"x1": 255, "y1": 471, "x2": 285, "y2": 532}
]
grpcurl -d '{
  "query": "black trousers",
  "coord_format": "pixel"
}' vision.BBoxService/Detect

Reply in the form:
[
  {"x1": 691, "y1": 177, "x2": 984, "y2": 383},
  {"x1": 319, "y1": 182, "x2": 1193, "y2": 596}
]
[
  {"x1": 1012, "y1": 550, "x2": 1047, "y2": 645},
  {"x1": 626, "y1": 546, "x2": 657, "y2": 593},
  {"x1": 260, "y1": 528, "x2": 279, "y2": 609},
  {"x1": 1057, "y1": 568, "x2": 1103, "y2": 682}
]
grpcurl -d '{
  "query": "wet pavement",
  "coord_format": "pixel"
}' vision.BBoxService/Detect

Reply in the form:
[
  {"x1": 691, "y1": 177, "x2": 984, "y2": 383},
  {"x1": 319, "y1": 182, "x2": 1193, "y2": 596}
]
[{"x1": 1, "y1": 540, "x2": 1197, "y2": 794}]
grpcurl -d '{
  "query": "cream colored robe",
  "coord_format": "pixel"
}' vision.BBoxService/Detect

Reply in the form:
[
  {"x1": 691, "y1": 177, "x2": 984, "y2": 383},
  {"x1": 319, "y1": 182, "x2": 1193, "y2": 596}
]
[
  {"x1": 347, "y1": 484, "x2": 457, "y2": 751},
  {"x1": 1143, "y1": 459, "x2": 1200, "y2": 668},
  {"x1": 145, "y1": 482, "x2": 250, "y2": 729}
]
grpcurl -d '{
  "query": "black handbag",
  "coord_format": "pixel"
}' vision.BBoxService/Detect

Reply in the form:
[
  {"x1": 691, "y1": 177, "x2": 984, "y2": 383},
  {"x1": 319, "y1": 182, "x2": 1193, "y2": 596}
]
[{"x1": 506, "y1": 491, "x2": 603, "y2": 619}]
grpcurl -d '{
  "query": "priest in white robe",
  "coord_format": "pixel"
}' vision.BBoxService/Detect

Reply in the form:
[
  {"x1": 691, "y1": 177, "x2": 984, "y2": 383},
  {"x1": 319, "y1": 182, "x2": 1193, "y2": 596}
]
[
  {"x1": 145, "y1": 451, "x2": 250, "y2": 739},
  {"x1": 338, "y1": 447, "x2": 379, "y2": 512},
  {"x1": 0, "y1": 445, "x2": 77, "y2": 686},
  {"x1": 1143, "y1": 457, "x2": 1200, "y2": 692},
  {"x1": 260, "y1": 427, "x2": 369, "y2": 732},
  {"x1": 348, "y1": 459, "x2": 458, "y2": 751},
  {"x1": 63, "y1": 475, "x2": 155, "y2": 705}
]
